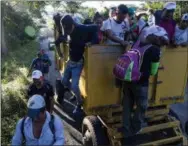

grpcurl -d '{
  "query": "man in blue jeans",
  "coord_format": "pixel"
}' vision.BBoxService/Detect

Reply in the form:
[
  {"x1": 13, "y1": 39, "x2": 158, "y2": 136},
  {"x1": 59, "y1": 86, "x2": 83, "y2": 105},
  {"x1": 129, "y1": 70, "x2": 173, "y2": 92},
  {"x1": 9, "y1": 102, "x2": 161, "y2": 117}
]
[
  {"x1": 121, "y1": 26, "x2": 169, "y2": 137},
  {"x1": 55, "y1": 15, "x2": 99, "y2": 115}
]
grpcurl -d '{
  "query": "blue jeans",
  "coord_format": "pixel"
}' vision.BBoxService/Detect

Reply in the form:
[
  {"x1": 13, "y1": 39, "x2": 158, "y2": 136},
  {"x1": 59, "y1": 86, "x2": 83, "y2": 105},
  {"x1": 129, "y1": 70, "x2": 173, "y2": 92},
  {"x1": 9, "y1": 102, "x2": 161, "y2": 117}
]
[
  {"x1": 62, "y1": 59, "x2": 84, "y2": 105},
  {"x1": 122, "y1": 82, "x2": 148, "y2": 135}
]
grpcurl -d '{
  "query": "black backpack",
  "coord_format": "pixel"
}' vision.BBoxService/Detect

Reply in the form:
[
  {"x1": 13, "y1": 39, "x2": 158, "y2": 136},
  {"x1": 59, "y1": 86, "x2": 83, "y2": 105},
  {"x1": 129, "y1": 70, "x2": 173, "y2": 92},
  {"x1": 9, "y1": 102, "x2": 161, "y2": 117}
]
[{"x1": 21, "y1": 114, "x2": 55, "y2": 143}]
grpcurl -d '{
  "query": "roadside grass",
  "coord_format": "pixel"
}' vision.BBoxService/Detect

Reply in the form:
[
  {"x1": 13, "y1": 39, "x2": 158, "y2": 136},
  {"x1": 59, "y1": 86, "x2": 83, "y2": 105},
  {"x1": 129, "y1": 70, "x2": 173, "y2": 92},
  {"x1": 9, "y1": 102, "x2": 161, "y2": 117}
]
[{"x1": 1, "y1": 41, "x2": 38, "y2": 145}]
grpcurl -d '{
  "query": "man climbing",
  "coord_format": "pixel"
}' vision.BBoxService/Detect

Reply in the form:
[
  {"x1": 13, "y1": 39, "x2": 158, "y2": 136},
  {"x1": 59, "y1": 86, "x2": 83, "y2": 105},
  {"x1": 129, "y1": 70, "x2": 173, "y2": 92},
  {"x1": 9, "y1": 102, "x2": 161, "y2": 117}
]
[{"x1": 55, "y1": 15, "x2": 99, "y2": 116}]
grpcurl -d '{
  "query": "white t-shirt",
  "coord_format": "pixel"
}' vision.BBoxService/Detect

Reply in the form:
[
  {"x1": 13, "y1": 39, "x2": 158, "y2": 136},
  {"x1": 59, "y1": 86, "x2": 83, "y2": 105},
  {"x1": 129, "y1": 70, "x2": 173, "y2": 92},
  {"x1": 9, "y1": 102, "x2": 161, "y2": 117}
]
[
  {"x1": 101, "y1": 18, "x2": 129, "y2": 44},
  {"x1": 148, "y1": 14, "x2": 155, "y2": 26},
  {"x1": 174, "y1": 26, "x2": 188, "y2": 45}
]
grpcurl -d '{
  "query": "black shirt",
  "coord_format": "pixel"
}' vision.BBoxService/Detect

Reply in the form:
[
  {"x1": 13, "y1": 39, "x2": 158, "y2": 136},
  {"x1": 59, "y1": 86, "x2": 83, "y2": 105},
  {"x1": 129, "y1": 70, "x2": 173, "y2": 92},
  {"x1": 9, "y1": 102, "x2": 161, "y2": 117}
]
[
  {"x1": 69, "y1": 24, "x2": 98, "y2": 62},
  {"x1": 137, "y1": 45, "x2": 161, "y2": 86},
  {"x1": 27, "y1": 81, "x2": 54, "y2": 110}
]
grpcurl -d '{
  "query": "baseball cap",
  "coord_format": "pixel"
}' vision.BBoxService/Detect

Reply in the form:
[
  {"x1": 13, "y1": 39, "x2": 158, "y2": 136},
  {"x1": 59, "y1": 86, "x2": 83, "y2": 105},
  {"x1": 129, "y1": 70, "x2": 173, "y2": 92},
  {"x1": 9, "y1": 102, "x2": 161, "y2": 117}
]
[
  {"x1": 182, "y1": 13, "x2": 188, "y2": 21},
  {"x1": 164, "y1": 2, "x2": 176, "y2": 10},
  {"x1": 32, "y1": 70, "x2": 43, "y2": 79},
  {"x1": 27, "y1": 94, "x2": 46, "y2": 118},
  {"x1": 144, "y1": 25, "x2": 169, "y2": 40}
]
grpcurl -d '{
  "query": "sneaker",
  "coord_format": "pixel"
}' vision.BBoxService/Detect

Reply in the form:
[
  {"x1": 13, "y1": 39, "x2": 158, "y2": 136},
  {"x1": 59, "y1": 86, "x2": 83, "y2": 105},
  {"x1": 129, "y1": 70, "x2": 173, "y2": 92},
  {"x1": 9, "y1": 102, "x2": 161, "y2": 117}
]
[
  {"x1": 132, "y1": 122, "x2": 148, "y2": 135},
  {"x1": 135, "y1": 128, "x2": 143, "y2": 134},
  {"x1": 69, "y1": 95, "x2": 76, "y2": 102},
  {"x1": 73, "y1": 106, "x2": 84, "y2": 116},
  {"x1": 117, "y1": 127, "x2": 133, "y2": 137},
  {"x1": 57, "y1": 98, "x2": 62, "y2": 105}
]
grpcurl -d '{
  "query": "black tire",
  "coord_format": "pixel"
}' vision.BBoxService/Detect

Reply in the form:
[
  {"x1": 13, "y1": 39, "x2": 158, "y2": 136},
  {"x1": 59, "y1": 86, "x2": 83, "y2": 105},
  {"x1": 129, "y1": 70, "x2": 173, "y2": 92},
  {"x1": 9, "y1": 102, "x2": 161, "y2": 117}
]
[
  {"x1": 185, "y1": 120, "x2": 188, "y2": 136},
  {"x1": 82, "y1": 116, "x2": 110, "y2": 146}
]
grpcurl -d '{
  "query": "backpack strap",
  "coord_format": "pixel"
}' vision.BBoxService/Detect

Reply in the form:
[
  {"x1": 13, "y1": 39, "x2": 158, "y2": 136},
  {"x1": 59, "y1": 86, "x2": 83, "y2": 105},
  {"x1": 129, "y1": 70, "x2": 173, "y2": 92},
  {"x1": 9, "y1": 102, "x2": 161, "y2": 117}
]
[
  {"x1": 49, "y1": 114, "x2": 55, "y2": 142},
  {"x1": 139, "y1": 44, "x2": 153, "y2": 69},
  {"x1": 21, "y1": 117, "x2": 27, "y2": 143}
]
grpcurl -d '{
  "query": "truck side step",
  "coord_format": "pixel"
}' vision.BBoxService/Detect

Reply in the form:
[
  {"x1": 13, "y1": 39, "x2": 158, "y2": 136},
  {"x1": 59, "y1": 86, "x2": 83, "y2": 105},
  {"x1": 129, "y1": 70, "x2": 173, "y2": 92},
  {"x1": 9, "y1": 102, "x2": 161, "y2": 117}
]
[
  {"x1": 112, "y1": 120, "x2": 180, "y2": 139},
  {"x1": 140, "y1": 136, "x2": 183, "y2": 146}
]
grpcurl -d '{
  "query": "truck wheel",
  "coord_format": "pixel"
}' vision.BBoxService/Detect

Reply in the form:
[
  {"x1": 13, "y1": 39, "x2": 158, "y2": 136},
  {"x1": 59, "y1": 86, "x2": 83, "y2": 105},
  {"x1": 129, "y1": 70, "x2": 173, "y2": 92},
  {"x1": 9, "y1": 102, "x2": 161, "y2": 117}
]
[
  {"x1": 185, "y1": 121, "x2": 188, "y2": 135},
  {"x1": 82, "y1": 116, "x2": 109, "y2": 146}
]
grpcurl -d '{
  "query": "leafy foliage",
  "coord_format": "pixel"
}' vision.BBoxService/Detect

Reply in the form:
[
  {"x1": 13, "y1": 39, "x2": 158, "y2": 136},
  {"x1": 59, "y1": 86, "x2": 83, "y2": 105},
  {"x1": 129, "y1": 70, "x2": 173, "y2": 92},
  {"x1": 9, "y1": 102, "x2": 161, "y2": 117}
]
[
  {"x1": 64, "y1": 1, "x2": 83, "y2": 14},
  {"x1": 143, "y1": 2, "x2": 188, "y2": 23},
  {"x1": 78, "y1": 6, "x2": 97, "y2": 20},
  {"x1": 144, "y1": 2, "x2": 164, "y2": 11}
]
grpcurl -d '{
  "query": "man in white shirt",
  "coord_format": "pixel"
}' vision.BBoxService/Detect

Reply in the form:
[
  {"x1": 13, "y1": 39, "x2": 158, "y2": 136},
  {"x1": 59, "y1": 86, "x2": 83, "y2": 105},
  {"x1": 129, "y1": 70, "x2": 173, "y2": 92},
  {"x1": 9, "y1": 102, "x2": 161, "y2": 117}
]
[
  {"x1": 148, "y1": 9, "x2": 156, "y2": 26},
  {"x1": 101, "y1": 4, "x2": 129, "y2": 46},
  {"x1": 11, "y1": 94, "x2": 64, "y2": 146},
  {"x1": 174, "y1": 13, "x2": 188, "y2": 46}
]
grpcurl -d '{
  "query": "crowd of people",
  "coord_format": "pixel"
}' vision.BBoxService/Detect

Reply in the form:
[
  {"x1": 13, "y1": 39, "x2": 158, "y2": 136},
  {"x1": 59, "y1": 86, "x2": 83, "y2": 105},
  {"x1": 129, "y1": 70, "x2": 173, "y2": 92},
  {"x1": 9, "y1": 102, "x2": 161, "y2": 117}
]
[{"x1": 11, "y1": 2, "x2": 187, "y2": 146}]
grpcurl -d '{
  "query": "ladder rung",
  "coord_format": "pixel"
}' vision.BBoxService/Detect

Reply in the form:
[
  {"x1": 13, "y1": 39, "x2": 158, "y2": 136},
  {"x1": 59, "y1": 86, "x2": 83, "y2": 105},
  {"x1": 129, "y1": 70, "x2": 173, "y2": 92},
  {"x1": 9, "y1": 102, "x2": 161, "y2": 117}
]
[
  {"x1": 146, "y1": 108, "x2": 169, "y2": 118},
  {"x1": 140, "y1": 136, "x2": 183, "y2": 146},
  {"x1": 112, "y1": 120, "x2": 180, "y2": 139},
  {"x1": 139, "y1": 121, "x2": 180, "y2": 134},
  {"x1": 106, "y1": 116, "x2": 122, "y2": 123},
  {"x1": 147, "y1": 115, "x2": 166, "y2": 122}
]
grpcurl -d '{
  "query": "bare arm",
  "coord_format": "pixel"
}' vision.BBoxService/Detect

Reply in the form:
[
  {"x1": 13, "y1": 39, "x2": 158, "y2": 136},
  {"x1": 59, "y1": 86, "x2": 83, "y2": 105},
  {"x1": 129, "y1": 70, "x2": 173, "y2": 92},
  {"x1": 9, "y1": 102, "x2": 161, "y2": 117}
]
[{"x1": 106, "y1": 29, "x2": 129, "y2": 47}]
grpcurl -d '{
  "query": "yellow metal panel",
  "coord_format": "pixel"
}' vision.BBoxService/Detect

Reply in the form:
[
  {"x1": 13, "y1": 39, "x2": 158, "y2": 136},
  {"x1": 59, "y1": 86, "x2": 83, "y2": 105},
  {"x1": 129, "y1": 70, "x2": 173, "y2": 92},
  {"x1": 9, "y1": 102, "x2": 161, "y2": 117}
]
[
  {"x1": 155, "y1": 47, "x2": 188, "y2": 105},
  {"x1": 84, "y1": 45, "x2": 123, "y2": 109},
  {"x1": 60, "y1": 43, "x2": 187, "y2": 111}
]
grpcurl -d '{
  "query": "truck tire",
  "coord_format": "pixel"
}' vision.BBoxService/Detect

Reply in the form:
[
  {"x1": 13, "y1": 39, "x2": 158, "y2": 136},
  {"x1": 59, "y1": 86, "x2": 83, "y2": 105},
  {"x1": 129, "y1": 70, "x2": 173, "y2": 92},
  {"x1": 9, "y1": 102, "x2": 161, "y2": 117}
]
[
  {"x1": 82, "y1": 116, "x2": 109, "y2": 146},
  {"x1": 185, "y1": 121, "x2": 188, "y2": 136}
]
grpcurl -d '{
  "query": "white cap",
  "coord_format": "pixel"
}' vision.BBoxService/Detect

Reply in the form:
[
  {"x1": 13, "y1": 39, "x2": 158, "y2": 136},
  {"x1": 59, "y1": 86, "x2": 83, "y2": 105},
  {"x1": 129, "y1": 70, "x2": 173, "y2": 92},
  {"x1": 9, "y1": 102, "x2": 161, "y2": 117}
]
[
  {"x1": 27, "y1": 94, "x2": 46, "y2": 118},
  {"x1": 164, "y1": 2, "x2": 176, "y2": 10},
  {"x1": 144, "y1": 25, "x2": 169, "y2": 40},
  {"x1": 182, "y1": 13, "x2": 188, "y2": 21},
  {"x1": 32, "y1": 70, "x2": 43, "y2": 79}
]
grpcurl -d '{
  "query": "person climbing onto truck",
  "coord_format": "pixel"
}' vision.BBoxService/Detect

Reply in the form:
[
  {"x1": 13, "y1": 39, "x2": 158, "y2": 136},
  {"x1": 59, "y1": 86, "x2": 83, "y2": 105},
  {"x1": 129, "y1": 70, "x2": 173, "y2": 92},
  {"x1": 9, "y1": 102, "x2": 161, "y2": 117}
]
[
  {"x1": 55, "y1": 15, "x2": 99, "y2": 116},
  {"x1": 27, "y1": 70, "x2": 54, "y2": 113},
  {"x1": 120, "y1": 26, "x2": 169, "y2": 137},
  {"x1": 11, "y1": 94, "x2": 64, "y2": 145}
]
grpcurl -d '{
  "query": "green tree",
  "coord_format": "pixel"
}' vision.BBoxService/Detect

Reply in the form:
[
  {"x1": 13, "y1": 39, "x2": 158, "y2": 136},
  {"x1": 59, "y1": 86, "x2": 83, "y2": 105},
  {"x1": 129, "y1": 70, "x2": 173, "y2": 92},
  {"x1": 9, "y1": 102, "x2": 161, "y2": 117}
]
[
  {"x1": 144, "y1": 2, "x2": 164, "y2": 11},
  {"x1": 64, "y1": 1, "x2": 83, "y2": 14},
  {"x1": 1, "y1": 1, "x2": 47, "y2": 55},
  {"x1": 78, "y1": 7, "x2": 96, "y2": 20}
]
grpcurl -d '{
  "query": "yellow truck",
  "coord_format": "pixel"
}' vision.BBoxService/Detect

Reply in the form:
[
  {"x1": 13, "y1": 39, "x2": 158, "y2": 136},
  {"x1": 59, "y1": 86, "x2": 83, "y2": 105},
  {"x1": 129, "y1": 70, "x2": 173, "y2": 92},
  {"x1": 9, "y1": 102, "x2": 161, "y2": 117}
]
[{"x1": 54, "y1": 27, "x2": 188, "y2": 146}]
